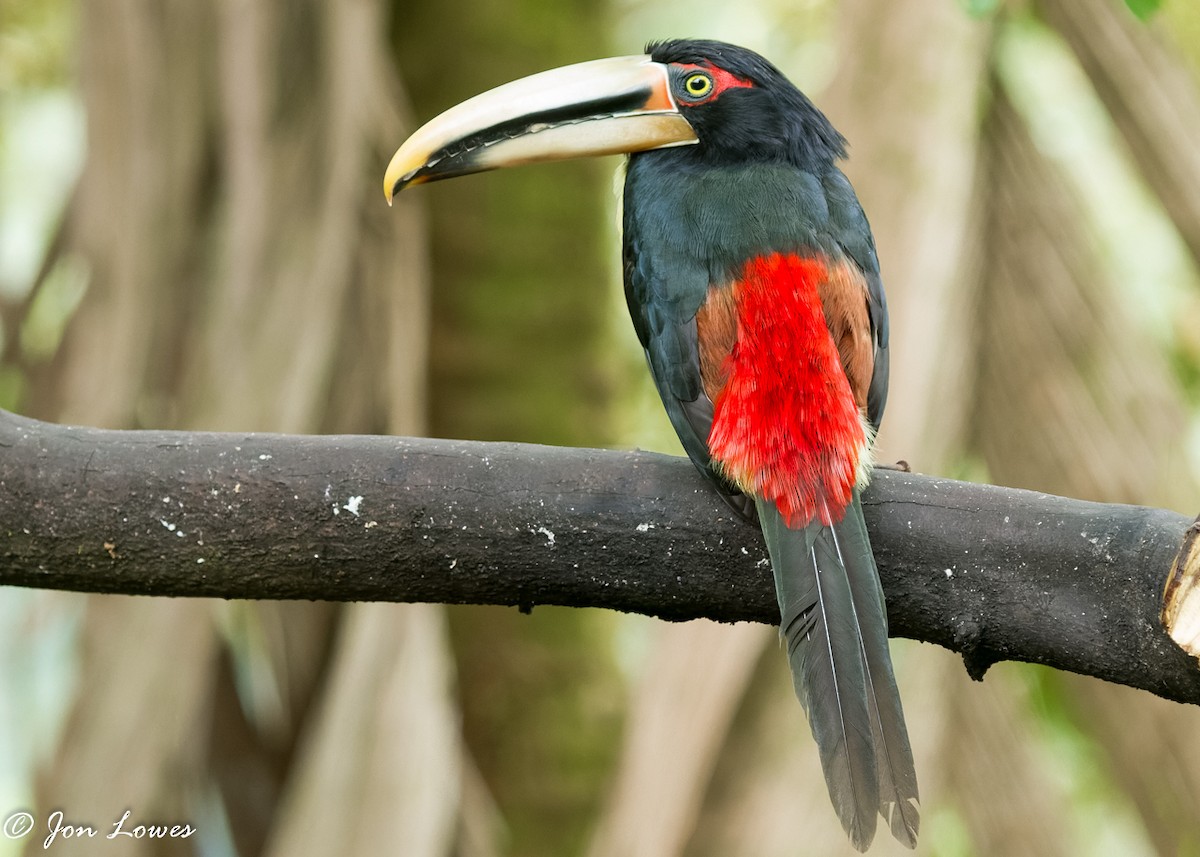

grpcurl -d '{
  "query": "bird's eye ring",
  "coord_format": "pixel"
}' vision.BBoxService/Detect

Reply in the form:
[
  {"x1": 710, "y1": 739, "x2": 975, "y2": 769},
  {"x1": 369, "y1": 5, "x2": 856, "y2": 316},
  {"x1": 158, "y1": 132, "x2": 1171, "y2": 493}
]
[{"x1": 682, "y1": 72, "x2": 713, "y2": 99}]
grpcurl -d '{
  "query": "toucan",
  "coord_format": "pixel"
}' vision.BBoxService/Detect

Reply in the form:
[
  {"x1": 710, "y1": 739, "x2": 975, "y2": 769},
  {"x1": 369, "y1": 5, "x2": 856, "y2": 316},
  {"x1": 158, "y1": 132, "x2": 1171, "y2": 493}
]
[{"x1": 385, "y1": 39, "x2": 918, "y2": 851}]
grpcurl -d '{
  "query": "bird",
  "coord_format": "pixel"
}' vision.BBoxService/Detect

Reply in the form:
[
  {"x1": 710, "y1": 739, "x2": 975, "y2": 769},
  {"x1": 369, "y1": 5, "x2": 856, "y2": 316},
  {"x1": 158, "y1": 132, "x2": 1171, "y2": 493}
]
[{"x1": 384, "y1": 38, "x2": 918, "y2": 851}]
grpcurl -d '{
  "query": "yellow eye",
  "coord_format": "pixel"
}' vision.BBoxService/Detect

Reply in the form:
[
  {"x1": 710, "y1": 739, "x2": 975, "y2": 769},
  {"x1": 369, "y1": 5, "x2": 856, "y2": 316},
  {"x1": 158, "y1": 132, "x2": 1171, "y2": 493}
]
[{"x1": 683, "y1": 72, "x2": 713, "y2": 99}]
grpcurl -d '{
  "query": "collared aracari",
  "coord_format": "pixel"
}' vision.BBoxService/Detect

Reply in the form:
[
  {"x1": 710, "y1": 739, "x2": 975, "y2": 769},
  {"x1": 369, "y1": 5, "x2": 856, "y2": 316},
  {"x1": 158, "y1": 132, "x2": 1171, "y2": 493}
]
[{"x1": 385, "y1": 39, "x2": 918, "y2": 851}]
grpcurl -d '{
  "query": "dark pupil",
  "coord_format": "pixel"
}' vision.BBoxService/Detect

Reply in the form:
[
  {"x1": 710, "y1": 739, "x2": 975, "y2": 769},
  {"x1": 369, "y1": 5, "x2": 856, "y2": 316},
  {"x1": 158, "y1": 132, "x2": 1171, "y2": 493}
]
[{"x1": 689, "y1": 76, "x2": 707, "y2": 93}]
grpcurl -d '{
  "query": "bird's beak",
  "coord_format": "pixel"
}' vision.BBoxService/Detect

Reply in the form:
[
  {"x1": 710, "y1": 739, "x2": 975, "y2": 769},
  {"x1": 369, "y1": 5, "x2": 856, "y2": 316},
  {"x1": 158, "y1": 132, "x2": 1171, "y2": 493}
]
[{"x1": 384, "y1": 55, "x2": 696, "y2": 203}]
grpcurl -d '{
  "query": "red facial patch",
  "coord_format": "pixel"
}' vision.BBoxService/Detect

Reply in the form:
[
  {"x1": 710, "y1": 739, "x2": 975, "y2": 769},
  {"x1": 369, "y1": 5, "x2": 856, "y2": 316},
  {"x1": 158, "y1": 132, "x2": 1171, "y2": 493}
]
[
  {"x1": 705, "y1": 254, "x2": 866, "y2": 528},
  {"x1": 676, "y1": 62, "x2": 754, "y2": 105}
]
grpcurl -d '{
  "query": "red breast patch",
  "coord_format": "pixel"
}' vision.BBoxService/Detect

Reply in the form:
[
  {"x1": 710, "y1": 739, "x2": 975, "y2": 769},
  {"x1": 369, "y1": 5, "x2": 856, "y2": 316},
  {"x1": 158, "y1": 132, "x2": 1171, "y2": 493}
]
[{"x1": 706, "y1": 253, "x2": 866, "y2": 527}]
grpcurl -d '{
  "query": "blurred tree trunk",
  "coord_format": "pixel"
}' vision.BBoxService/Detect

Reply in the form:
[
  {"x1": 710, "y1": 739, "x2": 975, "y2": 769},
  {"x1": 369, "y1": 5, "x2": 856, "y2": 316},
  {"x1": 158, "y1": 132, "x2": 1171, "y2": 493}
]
[
  {"x1": 396, "y1": 1, "x2": 619, "y2": 448},
  {"x1": 20, "y1": 2, "x2": 451, "y2": 856},
  {"x1": 396, "y1": 6, "x2": 624, "y2": 857},
  {"x1": 1039, "y1": 0, "x2": 1200, "y2": 267},
  {"x1": 978, "y1": 4, "x2": 1200, "y2": 853}
]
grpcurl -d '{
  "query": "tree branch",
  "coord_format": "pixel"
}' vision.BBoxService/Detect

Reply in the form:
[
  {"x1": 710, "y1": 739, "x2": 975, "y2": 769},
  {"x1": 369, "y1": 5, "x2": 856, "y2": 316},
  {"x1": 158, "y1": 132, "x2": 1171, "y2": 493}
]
[{"x1": 2, "y1": 407, "x2": 1198, "y2": 704}]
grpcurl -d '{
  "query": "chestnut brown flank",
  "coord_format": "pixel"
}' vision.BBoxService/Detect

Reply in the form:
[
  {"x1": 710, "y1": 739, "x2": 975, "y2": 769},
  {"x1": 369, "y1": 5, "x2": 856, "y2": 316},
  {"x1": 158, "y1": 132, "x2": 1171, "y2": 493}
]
[
  {"x1": 695, "y1": 286, "x2": 738, "y2": 403},
  {"x1": 819, "y1": 259, "x2": 874, "y2": 412}
]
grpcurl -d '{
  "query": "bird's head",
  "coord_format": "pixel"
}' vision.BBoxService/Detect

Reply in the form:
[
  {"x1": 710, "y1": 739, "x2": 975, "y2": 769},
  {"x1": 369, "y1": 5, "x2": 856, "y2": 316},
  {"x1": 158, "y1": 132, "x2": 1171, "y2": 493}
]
[{"x1": 385, "y1": 38, "x2": 846, "y2": 203}]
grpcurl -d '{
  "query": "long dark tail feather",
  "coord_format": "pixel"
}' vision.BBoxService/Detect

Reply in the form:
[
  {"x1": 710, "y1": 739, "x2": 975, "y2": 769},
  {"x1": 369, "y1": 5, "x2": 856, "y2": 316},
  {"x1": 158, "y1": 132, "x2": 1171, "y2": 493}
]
[
  {"x1": 758, "y1": 499, "x2": 878, "y2": 849},
  {"x1": 757, "y1": 495, "x2": 919, "y2": 851},
  {"x1": 831, "y1": 498, "x2": 920, "y2": 847}
]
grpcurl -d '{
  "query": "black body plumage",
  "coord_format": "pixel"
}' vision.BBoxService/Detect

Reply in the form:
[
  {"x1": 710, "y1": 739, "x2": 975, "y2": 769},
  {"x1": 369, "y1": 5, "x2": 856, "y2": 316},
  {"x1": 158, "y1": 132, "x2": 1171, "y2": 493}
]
[{"x1": 622, "y1": 39, "x2": 916, "y2": 849}]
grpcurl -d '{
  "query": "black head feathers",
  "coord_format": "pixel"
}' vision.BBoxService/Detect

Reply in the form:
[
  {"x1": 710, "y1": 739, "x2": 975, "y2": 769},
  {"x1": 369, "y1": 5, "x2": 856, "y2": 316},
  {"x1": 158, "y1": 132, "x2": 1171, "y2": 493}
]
[{"x1": 646, "y1": 39, "x2": 847, "y2": 168}]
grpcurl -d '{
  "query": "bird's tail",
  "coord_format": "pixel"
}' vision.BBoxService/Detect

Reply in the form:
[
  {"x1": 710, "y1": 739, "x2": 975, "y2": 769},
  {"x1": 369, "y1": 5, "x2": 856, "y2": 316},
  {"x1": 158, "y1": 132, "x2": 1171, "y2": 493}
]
[{"x1": 757, "y1": 494, "x2": 919, "y2": 851}]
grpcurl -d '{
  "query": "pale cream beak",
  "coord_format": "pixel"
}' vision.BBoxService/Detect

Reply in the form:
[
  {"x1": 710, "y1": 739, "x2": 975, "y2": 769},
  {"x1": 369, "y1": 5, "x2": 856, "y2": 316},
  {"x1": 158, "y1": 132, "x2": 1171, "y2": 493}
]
[{"x1": 384, "y1": 55, "x2": 698, "y2": 203}]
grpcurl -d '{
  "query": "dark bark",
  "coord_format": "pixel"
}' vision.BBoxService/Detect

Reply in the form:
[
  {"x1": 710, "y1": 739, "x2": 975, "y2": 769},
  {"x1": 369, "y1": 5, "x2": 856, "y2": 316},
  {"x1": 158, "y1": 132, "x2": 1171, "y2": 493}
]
[{"x1": 2, "y1": 407, "x2": 1197, "y2": 705}]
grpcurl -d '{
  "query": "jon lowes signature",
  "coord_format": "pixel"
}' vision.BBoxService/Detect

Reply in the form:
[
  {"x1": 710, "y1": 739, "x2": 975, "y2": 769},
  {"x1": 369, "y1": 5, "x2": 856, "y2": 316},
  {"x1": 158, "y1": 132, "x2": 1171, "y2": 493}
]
[{"x1": 3, "y1": 809, "x2": 196, "y2": 850}]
